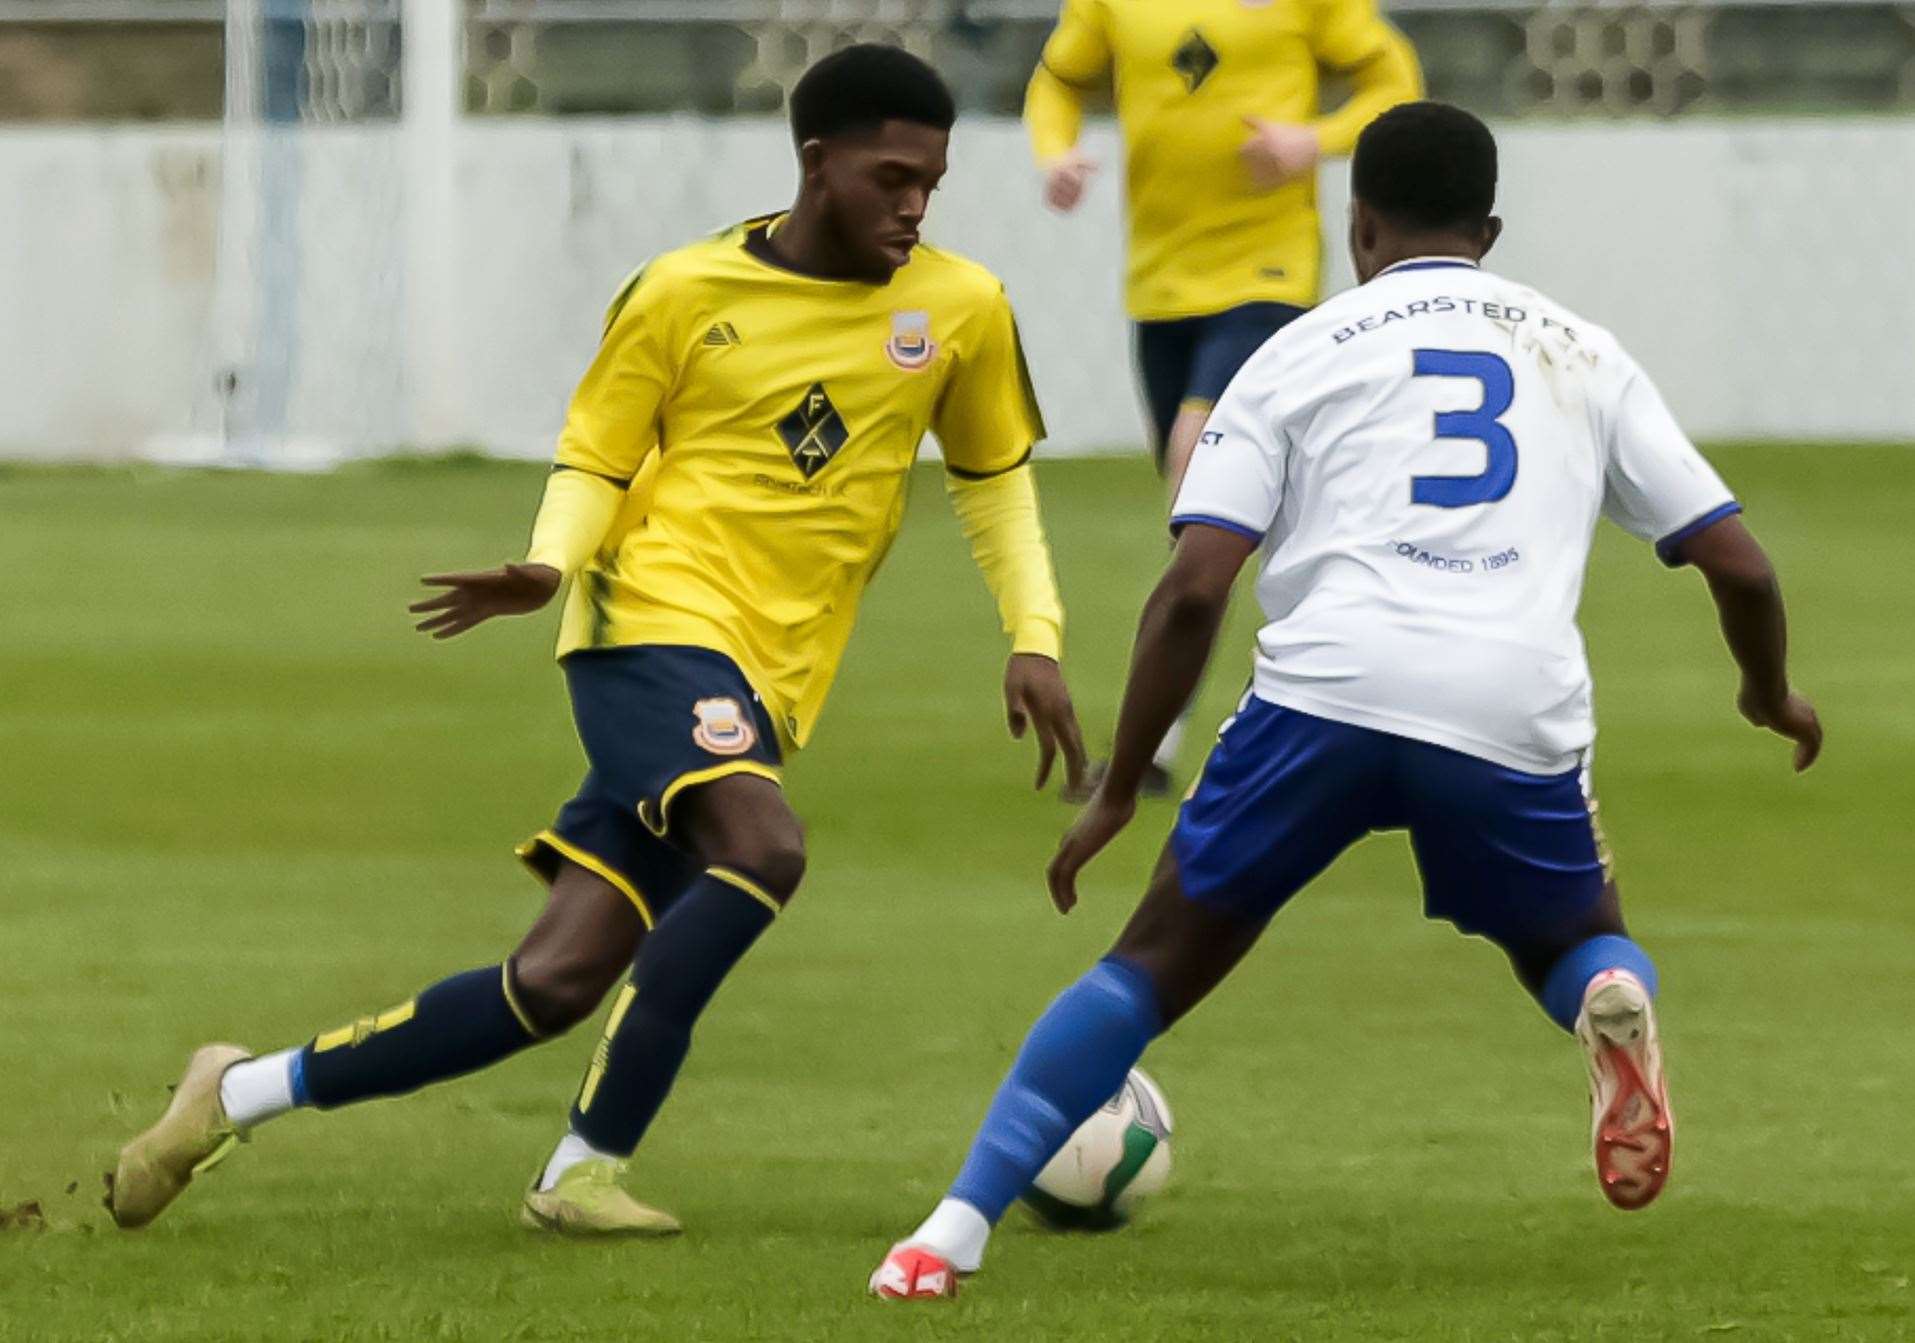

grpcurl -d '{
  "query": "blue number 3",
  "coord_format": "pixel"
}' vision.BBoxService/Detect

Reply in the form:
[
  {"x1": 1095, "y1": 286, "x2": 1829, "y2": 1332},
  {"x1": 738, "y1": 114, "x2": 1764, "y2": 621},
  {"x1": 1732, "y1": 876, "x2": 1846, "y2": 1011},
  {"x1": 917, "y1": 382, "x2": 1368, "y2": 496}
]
[{"x1": 1410, "y1": 349, "x2": 1518, "y2": 508}]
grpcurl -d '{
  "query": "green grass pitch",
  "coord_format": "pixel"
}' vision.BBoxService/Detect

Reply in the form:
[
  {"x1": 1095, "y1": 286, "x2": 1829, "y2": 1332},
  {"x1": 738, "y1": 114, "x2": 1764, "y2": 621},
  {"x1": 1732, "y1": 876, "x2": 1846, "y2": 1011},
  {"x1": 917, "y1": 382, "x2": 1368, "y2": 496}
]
[{"x1": 2, "y1": 448, "x2": 1911, "y2": 1341}]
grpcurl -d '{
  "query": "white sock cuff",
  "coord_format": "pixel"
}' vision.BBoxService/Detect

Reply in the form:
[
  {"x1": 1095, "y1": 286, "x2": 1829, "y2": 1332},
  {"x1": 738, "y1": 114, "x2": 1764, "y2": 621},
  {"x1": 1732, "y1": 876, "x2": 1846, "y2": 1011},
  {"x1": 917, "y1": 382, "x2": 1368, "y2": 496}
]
[
  {"x1": 217, "y1": 1047, "x2": 301, "y2": 1130},
  {"x1": 909, "y1": 1197, "x2": 991, "y2": 1275},
  {"x1": 538, "y1": 1130, "x2": 622, "y2": 1192}
]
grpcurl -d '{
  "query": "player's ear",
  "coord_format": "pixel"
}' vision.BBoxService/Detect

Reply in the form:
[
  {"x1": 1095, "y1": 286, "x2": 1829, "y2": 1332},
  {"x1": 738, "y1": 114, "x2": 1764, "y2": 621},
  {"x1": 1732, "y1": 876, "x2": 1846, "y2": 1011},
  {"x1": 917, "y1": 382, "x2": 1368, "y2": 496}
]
[
  {"x1": 1348, "y1": 199, "x2": 1378, "y2": 279},
  {"x1": 796, "y1": 136, "x2": 829, "y2": 187},
  {"x1": 1479, "y1": 216, "x2": 1503, "y2": 260}
]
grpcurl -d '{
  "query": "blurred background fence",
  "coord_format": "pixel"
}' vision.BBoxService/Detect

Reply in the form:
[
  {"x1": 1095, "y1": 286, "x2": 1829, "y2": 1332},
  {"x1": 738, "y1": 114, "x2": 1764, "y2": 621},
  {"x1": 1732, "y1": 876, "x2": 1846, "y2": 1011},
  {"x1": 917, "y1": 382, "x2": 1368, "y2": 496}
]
[{"x1": 0, "y1": 0, "x2": 1910, "y2": 463}]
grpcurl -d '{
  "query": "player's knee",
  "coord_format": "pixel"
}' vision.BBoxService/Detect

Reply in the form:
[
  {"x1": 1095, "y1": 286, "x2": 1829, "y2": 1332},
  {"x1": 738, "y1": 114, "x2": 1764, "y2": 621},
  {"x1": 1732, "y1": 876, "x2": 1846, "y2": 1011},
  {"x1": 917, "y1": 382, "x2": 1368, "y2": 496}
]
[
  {"x1": 508, "y1": 947, "x2": 623, "y2": 1036},
  {"x1": 1107, "y1": 861, "x2": 1259, "y2": 1029},
  {"x1": 1107, "y1": 947, "x2": 1196, "y2": 1028},
  {"x1": 678, "y1": 778, "x2": 807, "y2": 903},
  {"x1": 696, "y1": 801, "x2": 807, "y2": 903},
  {"x1": 713, "y1": 823, "x2": 807, "y2": 904}
]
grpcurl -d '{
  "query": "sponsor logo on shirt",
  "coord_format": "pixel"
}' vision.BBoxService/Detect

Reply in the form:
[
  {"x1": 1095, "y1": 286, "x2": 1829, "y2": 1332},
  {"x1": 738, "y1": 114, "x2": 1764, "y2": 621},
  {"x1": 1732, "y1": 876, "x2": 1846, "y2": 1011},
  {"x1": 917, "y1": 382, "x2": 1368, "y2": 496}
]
[
  {"x1": 775, "y1": 382, "x2": 850, "y2": 478},
  {"x1": 1171, "y1": 27, "x2": 1220, "y2": 92}
]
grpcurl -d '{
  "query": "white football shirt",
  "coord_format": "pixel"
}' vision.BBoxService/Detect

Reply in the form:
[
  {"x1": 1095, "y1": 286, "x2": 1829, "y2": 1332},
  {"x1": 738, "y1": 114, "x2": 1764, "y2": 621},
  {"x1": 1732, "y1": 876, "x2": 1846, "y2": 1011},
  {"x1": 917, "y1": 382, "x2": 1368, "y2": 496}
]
[{"x1": 1172, "y1": 258, "x2": 1739, "y2": 775}]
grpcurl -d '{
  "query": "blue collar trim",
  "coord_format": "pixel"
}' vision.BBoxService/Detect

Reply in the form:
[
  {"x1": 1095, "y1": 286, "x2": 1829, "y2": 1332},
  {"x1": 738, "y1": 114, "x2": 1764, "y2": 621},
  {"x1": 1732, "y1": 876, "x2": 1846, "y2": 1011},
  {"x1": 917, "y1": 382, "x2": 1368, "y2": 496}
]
[{"x1": 1379, "y1": 259, "x2": 1480, "y2": 276}]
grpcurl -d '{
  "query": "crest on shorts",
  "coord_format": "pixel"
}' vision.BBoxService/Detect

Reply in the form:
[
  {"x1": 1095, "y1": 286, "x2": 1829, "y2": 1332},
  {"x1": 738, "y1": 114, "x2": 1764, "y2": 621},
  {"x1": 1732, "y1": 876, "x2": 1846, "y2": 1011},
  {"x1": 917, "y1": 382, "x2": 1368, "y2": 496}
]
[
  {"x1": 691, "y1": 697, "x2": 755, "y2": 756},
  {"x1": 885, "y1": 310, "x2": 937, "y2": 371}
]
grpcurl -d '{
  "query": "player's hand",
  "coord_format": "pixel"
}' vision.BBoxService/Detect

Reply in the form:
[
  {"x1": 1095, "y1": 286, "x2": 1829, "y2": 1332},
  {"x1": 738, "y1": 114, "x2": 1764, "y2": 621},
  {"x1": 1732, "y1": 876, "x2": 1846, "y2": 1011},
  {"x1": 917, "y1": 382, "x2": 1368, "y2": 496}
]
[
  {"x1": 1043, "y1": 150, "x2": 1099, "y2": 213},
  {"x1": 1737, "y1": 681, "x2": 1823, "y2": 772},
  {"x1": 410, "y1": 563, "x2": 561, "y2": 640},
  {"x1": 1005, "y1": 653, "x2": 1090, "y2": 796},
  {"x1": 1239, "y1": 118, "x2": 1320, "y2": 191},
  {"x1": 1047, "y1": 788, "x2": 1136, "y2": 914}
]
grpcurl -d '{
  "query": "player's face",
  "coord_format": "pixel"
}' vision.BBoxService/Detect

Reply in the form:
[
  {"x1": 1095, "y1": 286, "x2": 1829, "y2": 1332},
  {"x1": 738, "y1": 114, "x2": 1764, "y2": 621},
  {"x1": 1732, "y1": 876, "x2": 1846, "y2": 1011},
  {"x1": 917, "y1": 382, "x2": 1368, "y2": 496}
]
[{"x1": 814, "y1": 120, "x2": 949, "y2": 279}]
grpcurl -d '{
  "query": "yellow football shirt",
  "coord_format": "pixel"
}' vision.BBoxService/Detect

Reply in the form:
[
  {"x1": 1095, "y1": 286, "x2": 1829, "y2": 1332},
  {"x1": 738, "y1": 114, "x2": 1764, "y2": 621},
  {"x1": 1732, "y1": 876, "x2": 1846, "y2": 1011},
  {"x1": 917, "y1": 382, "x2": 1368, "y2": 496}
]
[
  {"x1": 547, "y1": 216, "x2": 1047, "y2": 751},
  {"x1": 1029, "y1": 0, "x2": 1422, "y2": 320}
]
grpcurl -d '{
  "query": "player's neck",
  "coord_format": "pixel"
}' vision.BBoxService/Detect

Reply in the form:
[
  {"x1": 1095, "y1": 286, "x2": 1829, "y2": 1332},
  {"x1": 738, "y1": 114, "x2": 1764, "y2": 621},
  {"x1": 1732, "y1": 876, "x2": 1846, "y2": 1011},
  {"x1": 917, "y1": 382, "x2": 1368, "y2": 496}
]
[{"x1": 762, "y1": 200, "x2": 884, "y2": 283}]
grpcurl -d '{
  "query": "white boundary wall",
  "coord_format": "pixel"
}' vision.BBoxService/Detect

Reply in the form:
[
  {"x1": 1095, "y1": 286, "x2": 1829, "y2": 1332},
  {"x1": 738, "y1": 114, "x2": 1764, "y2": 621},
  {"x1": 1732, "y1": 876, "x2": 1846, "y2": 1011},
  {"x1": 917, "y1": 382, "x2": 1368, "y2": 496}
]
[{"x1": 0, "y1": 116, "x2": 1911, "y2": 462}]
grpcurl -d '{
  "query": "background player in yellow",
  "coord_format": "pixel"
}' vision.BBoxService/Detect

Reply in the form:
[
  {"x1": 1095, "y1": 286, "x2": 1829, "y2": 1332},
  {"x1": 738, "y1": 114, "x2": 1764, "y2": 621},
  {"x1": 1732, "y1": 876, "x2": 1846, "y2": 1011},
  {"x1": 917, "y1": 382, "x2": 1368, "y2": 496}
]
[
  {"x1": 1027, "y1": 0, "x2": 1421, "y2": 793},
  {"x1": 108, "y1": 46, "x2": 1088, "y2": 1239}
]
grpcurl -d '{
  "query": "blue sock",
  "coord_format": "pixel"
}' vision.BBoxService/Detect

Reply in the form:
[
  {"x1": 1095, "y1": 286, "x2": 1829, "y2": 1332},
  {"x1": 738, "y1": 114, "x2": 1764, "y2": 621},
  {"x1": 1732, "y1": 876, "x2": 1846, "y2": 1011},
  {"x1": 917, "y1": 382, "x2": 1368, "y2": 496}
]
[
  {"x1": 1541, "y1": 934, "x2": 1658, "y2": 1032},
  {"x1": 948, "y1": 956, "x2": 1163, "y2": 1223}
]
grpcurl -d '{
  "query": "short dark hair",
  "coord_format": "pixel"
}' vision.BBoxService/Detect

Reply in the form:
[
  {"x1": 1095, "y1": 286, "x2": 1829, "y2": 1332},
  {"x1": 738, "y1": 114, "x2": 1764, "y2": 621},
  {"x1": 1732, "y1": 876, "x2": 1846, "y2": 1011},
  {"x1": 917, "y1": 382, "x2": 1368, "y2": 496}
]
[
  {"x1": 789, "y1": 43, "x2": 957, "y2": 144},
  {"x1": 1352, "y1": 102, "x2": 1497, "y2": 232}
]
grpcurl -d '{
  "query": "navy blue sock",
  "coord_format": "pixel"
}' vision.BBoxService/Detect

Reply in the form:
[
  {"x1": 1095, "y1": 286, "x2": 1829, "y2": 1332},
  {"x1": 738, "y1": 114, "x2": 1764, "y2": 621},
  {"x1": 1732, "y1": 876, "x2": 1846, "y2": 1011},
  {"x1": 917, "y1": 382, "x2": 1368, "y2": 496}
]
[
  {"x1": 569, "y1": 867, "x2": 778, "y2": 1156},
  {"x1": 1540, "y1": 934, "x2": 1658, "y2": 1031},
  {"x1": 948, "y1": 956, "x2": 1164, "y2": 1223},
  {"x1": 298, "y1": 963, "x2": 543, "y2": 1109}
]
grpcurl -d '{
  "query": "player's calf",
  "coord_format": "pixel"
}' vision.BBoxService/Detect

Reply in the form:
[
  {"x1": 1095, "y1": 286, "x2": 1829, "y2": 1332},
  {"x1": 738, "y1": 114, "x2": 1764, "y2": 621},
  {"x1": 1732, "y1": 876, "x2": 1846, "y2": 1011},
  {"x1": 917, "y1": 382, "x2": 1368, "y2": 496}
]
[{"x1": 510, "y1": 865, "x2": 647, "y2": 1034}]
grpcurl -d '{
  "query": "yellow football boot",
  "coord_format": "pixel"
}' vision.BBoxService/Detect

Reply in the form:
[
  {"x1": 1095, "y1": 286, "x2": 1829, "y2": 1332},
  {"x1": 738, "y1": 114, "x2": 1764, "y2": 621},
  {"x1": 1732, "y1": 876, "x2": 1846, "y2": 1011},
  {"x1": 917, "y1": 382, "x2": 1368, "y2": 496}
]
[
  {"x1": 520, "y1": 1158, "x2": 682, "y2": 1238},
  {"x1": 107, "y1": 1043, "x2": 251, "y2": 1229}
]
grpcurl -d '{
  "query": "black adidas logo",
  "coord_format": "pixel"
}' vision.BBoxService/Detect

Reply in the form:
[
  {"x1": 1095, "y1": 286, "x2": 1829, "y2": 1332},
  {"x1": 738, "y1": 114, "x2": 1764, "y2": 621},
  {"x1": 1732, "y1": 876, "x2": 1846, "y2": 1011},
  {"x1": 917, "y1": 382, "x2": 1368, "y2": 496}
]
[{"x1": 702, "y1": 321, "x2": 741, "y2": 347}]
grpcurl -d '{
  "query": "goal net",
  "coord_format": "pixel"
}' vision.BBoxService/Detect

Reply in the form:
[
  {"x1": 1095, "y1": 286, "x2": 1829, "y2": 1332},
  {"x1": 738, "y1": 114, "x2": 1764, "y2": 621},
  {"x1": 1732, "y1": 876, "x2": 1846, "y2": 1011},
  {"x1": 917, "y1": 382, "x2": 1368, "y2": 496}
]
[{"x1": 174, "y1": 0, "x2": 415, "y2": 468}]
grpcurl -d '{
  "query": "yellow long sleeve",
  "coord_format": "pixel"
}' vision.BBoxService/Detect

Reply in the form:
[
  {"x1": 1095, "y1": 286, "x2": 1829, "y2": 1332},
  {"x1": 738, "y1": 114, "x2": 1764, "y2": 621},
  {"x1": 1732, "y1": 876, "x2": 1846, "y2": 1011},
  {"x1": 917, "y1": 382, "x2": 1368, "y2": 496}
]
[
  {"x1": 525, "y1": 466, "x2": 623, "y2": 578},
  {"x1": 1311, "y1": 24, "x2": 1423, "y2": 157},
  {"x1": 1024, "y1": 63, "x2": 1088, "y2": 165},
  {"x1": 946, "y1": 465, "x2": 1065, "y2": 660},
  {"x1": 1024, "y1": 0, "x2": 1108, "y2": 164}
]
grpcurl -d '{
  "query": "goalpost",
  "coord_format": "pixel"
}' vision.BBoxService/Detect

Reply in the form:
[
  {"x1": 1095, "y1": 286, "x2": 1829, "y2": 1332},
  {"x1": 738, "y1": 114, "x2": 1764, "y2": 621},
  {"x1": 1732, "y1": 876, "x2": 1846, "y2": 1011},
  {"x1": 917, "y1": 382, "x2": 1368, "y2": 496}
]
[{"x1": 176, "y1": 0, "x2": 459, "y2": 468}]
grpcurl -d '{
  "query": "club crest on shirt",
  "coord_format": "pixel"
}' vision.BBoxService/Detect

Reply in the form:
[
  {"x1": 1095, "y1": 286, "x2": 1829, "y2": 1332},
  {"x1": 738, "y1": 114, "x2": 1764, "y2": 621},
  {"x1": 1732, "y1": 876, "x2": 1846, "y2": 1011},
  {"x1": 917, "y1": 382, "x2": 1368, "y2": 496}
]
[
  {"x1": 691, "y1": 697, "x2": 756, "y2": 756},
  {"x1": 885, "y1": 310, "x2": 937, "y2": 371}
]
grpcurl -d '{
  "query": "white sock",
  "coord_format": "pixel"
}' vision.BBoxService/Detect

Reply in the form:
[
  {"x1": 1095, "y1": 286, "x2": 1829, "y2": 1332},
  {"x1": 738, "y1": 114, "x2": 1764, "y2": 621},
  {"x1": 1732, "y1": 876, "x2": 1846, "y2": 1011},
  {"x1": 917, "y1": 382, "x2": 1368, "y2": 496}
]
[
  {"x1": 1152, "y1": 709, "x2": 1190, "y2": 772},
  {"x1": 538, "y1": 1130, "x2": 622, "y2": 1192},
  {"x1": 217, "y1": 1047, "x2": 302, "y2": 1130},
  {"x1": 908, "y1": 1198, "x2": 991, "y2": 1274}
]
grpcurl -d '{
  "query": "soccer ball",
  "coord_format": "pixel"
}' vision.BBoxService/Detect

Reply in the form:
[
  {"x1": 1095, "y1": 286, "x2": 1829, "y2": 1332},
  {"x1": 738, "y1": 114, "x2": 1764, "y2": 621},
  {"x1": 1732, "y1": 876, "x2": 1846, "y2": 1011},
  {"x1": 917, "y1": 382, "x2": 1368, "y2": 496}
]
[{"x1": 1020, "y1": 1068, "x2": 1173, "y2": 1230}]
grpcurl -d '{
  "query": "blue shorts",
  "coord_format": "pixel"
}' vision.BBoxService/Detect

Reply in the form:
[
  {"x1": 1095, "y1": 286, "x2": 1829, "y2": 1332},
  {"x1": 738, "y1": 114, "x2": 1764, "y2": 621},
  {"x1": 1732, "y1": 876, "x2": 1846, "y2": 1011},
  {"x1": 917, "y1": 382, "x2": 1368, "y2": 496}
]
[
  {"x1": 1172, "y1": 697, "x2": 1610, "y2": 948},
  {"x1": 516, "y1": 645, "x2": 784, "y2": 928},
  {"x1": 1134, "y1": 302, "x2": 1308, "y2": 465}
]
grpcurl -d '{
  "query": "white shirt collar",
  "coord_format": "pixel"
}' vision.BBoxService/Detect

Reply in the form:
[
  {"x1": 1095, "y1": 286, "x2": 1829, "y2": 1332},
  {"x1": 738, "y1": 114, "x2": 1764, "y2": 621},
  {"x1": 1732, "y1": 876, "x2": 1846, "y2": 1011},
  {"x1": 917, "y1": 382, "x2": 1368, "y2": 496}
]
[{"x1": 1376, "y1": 255, "x2": 1481, "y2": 278}]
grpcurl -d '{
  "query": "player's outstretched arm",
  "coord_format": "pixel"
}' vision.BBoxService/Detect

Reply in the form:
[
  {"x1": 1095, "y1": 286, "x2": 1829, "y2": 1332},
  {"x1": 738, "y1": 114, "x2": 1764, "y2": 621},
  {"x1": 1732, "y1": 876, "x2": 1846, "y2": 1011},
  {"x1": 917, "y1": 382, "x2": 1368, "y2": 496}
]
[
  {"x1": 409, "y1": 465, "x2": 620, "y2": 639},
  {"x1": 1027, "y1": 71, "x2": 1099, "y2": 212},
  {"x1": 1307, "y1": 24, "x2": 1423, "y2": 162},
  {"x1": 1677, "y1": 514, "x2": 1823, "y2": 772},
  {"x1": 1024, "y1": 0, "x2": 1107, "y2": 212},
  {"x1": 414, "y1": 256, "x2": 674, "y2": 641},
  {"x1": 411, "y1": 562, "x2": 561, "y2": 640},
  {"x1": 1048, "y1": 524, "x2": 1257, "y2": 912}
]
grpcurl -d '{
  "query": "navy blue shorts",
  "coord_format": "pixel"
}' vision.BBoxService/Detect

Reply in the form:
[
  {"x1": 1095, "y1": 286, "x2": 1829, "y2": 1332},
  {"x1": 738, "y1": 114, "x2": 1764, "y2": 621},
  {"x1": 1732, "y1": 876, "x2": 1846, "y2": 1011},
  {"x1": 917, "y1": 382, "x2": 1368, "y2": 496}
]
[
  {"x1": 1134, "y1": 301, "x2": 1308, "y2": 466},
  {"x1": 1172, "y1": 697, "x2": 1611, "y2": 948},
  {"x1": 516, "y1": 645, "x2": 784, "y2": 928}
]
